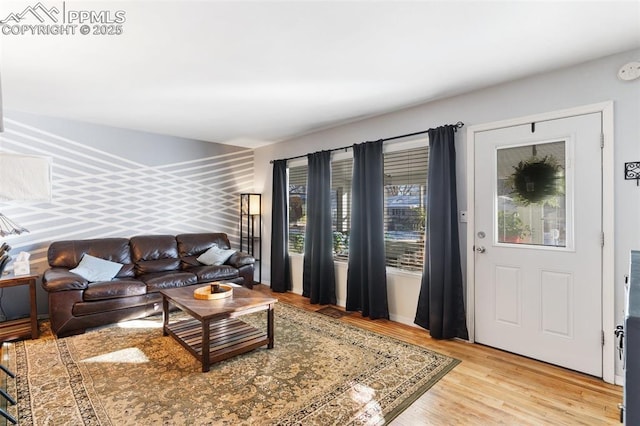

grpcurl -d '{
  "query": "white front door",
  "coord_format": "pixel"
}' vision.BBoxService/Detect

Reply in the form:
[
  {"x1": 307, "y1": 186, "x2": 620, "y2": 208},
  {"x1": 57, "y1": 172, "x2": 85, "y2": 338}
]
[{"x1": 474, "y1": 112, "x2": 603, "y2": 376}]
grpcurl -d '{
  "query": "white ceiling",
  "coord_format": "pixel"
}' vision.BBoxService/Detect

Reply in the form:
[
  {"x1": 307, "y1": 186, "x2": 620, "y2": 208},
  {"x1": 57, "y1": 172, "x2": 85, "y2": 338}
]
[{"x1": 1, "y1": 1, "x2": 639, "y2": 148}]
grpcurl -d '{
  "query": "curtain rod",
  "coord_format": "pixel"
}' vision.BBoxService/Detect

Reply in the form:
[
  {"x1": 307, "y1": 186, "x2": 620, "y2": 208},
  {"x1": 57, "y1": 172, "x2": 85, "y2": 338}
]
[{"x1": 269, "y1": 121, "x2": 464, "y2": 164}]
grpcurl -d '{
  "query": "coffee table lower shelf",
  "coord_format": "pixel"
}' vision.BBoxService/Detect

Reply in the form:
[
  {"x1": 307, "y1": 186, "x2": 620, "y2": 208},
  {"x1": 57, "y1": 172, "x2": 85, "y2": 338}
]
[{"x1": 165, "y1": 317, "x2": 270, "y2": 372}]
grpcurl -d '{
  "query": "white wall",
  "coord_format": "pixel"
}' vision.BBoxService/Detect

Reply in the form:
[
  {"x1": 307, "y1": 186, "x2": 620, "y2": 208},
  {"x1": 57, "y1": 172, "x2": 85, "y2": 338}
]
[
  {"x1": 0, "y1": 111, "x2": 254, "y2": 318},
  {"x1": 254, "y1": 48, "x2": 640, "y2": 368}
]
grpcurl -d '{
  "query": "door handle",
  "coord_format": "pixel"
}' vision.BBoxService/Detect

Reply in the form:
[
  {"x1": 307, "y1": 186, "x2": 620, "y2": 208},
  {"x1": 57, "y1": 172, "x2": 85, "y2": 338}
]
[{"x1": 475, "y1": 246, "x2": 486, "y2": 253}]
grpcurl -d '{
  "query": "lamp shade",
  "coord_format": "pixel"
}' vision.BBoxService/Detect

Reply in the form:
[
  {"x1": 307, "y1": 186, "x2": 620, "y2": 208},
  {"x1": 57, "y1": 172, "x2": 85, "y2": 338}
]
[
  {"x1": 241, "y1": 193, "x2": 261, "y2": 216},
  {"x1": 0, "y1": 153, "x2": 52, "y2": 202},
  {"x1": 249, "y1": 194, "x2": 261, "y2": 215}
]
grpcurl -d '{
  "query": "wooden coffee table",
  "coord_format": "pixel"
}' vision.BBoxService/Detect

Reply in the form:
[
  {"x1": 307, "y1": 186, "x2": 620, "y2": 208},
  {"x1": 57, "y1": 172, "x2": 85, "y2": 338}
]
[{"x1": 160, "y1": 285, "x2": 277, "y2": 372}]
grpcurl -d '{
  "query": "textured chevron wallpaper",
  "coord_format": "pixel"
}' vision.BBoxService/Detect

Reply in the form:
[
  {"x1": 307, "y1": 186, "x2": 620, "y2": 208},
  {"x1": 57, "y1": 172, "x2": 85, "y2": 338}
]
[{"x1": 0, "y1": 112, "x2": 254, "y2": 317}]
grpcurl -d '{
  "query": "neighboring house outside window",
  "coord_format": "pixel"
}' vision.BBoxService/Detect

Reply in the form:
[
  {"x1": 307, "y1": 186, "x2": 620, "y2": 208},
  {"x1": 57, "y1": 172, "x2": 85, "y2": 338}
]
[{"x1": 288, "y1": 164, "x2": 307, "y2": 254}]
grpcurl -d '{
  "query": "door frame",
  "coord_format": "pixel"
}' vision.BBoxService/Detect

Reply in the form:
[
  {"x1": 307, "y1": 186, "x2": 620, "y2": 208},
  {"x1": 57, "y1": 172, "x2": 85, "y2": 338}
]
[{"x1": 465, "y1": 101, "x2": 615, "y2": 383}]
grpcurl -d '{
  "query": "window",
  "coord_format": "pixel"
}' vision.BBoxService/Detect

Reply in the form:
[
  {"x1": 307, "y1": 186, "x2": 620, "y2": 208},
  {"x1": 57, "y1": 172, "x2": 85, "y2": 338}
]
[
  {"x1": 288, "y1": 164, "x2": 307, "y2": 254},
  {"x1": 383, "y1": 146, "x2": 428, "y2": 272},
  {"x1": 331, "y1": 158, "x2": 353, "y2": 260},
  {"x1": 286, "y1": 144, "x2": 429, "y2": 273},
  {"x1": 287, "y1": 159, "x2": 354, "y2": 258}
]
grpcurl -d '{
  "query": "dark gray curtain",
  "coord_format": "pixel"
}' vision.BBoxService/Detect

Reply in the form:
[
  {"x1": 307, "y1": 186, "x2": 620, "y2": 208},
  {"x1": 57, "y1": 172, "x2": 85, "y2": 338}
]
[
  {"x1": 415, "y1": 125, "x2": 468, "y2": 339},
  {"x1": 302, "y1": 151, "x2": 336, "y2": 304},
  {"x1": 346, "y1": 140, "x2": 389, "y2": 319},
  {"x1": 270, "y1": 159, "x2": 292, "y2": 293}
]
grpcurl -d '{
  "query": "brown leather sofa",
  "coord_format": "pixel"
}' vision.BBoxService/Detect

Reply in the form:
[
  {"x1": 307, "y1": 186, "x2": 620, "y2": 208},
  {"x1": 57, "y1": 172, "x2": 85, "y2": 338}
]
[{"x1": 42, "y1": 233, "x2": 255, "y2": 337}]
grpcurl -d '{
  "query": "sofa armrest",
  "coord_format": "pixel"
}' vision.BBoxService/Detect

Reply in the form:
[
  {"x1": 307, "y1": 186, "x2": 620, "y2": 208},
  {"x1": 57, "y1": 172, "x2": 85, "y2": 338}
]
[
  {"x1": 227, "y1": 251, "x2": 255, "y2": 269},
  {"x1": 42, "y1": 268, "x2": 89, "y2": 292}
]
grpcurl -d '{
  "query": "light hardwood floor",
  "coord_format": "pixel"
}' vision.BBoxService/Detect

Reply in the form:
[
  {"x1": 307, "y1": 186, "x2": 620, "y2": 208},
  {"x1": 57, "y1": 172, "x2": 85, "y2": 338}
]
[{"x1": 254, "y1": 285, "x2": 622, "y2": 425}]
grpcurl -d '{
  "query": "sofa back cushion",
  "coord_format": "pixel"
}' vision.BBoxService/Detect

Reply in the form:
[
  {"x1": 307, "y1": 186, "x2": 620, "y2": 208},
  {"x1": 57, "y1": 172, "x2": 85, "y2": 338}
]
[
  {"x1": 177, "y1": 233, "x2": 232, "y2": 268},
  {"x1": 48, "y1": 238, "x2": 135, "y2": 278},
  {"x1": 130, "y1": 235, "x2": 180, "y2": 275}
]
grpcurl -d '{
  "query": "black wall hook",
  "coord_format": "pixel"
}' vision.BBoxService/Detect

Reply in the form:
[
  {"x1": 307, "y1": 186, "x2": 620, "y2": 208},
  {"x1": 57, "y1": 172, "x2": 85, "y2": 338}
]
[{"x1": 625, "y1": 162, "x2": 640, "y2": 186}]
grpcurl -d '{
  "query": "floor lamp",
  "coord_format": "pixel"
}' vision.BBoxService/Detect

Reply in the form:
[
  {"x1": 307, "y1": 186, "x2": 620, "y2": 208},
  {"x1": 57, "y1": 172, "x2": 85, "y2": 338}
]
[{"x1": 240, "y1": 193, "x2": 262, "y2": 285}]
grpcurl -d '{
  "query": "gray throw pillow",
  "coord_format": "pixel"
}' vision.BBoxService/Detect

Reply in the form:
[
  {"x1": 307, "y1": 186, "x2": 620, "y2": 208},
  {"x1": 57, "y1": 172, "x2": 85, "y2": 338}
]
[
  {"x1": 197, "y1": 246, "x2": 236, "y2": 266},
  {"x1": 70, "y1": 254, "x2": 123, "y2": 282}
]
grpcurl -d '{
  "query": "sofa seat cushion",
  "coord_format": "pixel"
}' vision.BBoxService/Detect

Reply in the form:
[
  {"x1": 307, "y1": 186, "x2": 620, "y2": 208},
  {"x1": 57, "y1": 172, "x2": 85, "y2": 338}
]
[
  {"x1": 84, "y1": 279, "x2": 147, "y2": 301},
  {"x1": 186, "y1": 265, "x2": 239, "y2": 282},
  {"x1": 73, "y1": 294, "x2": 160, "y2": 317},
  {"x1": 139, "y1": 271, "x2": 198, "y2": 293}
]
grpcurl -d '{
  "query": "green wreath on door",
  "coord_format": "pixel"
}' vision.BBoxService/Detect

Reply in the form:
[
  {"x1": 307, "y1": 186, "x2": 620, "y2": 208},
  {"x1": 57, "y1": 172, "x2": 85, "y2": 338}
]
[{"x1": 510, "y1": 155, "x2": 563, "y2": 205}]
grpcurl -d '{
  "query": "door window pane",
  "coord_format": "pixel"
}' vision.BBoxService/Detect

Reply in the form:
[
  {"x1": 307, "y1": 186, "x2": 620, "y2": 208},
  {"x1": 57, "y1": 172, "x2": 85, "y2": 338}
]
[{"x1": 496, "y1": 141, "x2": 567, "y2": 247}]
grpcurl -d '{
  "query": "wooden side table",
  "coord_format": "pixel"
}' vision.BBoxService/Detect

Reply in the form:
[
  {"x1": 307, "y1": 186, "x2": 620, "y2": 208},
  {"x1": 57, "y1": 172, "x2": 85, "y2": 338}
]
[{"x1": 0, "y1": 273, "x2": 38, "y2": 342}]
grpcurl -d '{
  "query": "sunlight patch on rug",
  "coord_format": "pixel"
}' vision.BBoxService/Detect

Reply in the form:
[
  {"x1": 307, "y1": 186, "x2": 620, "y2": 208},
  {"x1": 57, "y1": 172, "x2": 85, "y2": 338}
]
[
  {"x1": 116, "y1": 318, "x2": 164, "y2": 329},
  {"x1": 5, "y1": 303, "x2": 459, "y2": 425},
  {"x1": 81, "y1": 347, "x2": 150, "y2": 364}
]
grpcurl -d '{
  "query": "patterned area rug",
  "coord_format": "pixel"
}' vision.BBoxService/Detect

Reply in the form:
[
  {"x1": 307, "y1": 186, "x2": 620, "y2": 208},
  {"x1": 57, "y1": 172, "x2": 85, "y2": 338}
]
[{"x1": 4, "y1": 303, "x2": 459, "y2": 425}]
